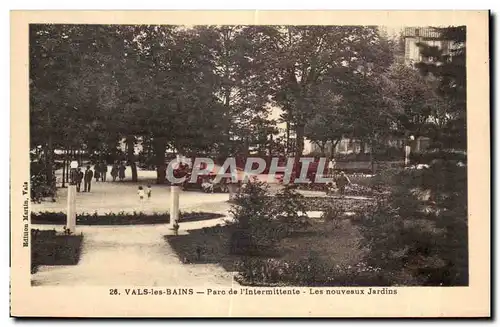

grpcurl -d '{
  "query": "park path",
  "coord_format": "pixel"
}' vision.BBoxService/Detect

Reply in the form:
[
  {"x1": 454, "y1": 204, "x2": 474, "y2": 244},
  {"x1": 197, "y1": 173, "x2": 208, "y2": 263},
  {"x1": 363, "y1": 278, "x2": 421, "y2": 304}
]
[
  {"x1": 33, "y1": 167, "x2": 236, "y2": 286},
  {"x1": 31, "y1": 178, "x2": 232, "y2": 215},
  {"x1": 31, "y1": 216, "x2": 236, "y2": 287}
]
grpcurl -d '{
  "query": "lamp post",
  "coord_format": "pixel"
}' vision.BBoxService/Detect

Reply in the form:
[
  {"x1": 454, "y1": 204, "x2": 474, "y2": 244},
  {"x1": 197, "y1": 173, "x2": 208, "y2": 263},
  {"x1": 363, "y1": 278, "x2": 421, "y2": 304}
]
[{"x1": 67, "y1": 161, "x2": 78, "y2": 234}]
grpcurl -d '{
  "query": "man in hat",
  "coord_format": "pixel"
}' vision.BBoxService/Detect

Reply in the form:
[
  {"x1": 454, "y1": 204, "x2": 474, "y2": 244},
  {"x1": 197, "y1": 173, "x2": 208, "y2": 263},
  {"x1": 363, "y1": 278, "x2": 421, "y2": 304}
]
[{"x1": 84, "y1": 165, "x2": 94, "y2": 192}]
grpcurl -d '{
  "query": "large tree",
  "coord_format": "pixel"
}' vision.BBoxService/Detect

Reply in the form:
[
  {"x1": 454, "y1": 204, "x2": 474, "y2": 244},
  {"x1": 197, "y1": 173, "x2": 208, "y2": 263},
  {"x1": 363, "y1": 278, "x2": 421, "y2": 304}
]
[
  {"x1": 129, "y1": 26, "x2": 226, "y2": 183},
  {"x1": 415, "y1": 26, "x2": 466, "y2": 150},
  {"x1": 246, "y1": 26, "x2": 395, "y2": 164},
  {"x1": 194, "y1": 26, "x2": 276, "y2": 160}
]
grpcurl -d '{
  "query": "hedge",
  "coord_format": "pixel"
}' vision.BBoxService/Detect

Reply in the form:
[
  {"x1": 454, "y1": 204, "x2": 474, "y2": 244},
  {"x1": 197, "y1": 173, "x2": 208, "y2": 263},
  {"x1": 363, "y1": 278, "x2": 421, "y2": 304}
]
[{"x1": 31, "y1": 211, "x2": 224, "y2": 225}]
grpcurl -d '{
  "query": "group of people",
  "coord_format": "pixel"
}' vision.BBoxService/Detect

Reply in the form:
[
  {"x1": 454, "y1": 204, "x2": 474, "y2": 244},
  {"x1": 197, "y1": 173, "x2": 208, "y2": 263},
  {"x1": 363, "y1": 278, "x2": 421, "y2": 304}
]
[
  {"x1": 72, "y1": 162, "x2": 128, "y2": 193},
  {"x1": 73, "y1": 165, "x2": 95, "y2": 193},
  {"x1": 92, "y1": 162, "x2": 109, "y2": 182},
  {"x1": 109, "y1": 163, "x2": 127, "y2": 182}
]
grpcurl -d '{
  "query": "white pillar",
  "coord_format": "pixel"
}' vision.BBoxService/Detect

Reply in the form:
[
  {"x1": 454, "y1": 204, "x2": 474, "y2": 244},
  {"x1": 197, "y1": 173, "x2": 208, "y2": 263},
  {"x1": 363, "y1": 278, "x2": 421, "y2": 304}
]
[
  {"x1": 170, "y1": 185, "x2": 180, "y2": 227},
  {"x1": 67, "y1": 184, "x2": 77, "y2": 233},
  {"x1": 404, "y1": 145, "x2": 411, "y2": 167}
]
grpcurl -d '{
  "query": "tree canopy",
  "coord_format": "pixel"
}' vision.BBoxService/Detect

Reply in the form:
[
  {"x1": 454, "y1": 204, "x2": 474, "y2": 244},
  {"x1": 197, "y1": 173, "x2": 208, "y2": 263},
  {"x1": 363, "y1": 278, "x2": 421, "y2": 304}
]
[{"x1": 30, "y1": 24, "x2": 466, "y2": 186}]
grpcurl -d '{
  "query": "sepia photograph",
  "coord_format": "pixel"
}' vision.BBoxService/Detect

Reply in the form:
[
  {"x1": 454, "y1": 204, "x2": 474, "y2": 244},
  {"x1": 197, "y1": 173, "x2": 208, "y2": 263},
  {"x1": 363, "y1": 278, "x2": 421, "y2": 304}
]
[{"x1": 10, "y1": 10, "x2": 489, "y2": 317}]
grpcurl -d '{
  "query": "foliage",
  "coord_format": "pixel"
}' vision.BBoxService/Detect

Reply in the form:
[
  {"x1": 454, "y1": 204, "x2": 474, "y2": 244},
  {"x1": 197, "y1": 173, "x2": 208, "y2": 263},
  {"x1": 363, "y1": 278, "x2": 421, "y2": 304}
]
[
  {"x1": 243, "y1": 26, "x2": 396, "y2": 160},
  {"x1": 30, "y1": 161, "x2": 56, "y2": 202},
  {"x1": 386, "y1": 63, "x2": 446, "y2": 139},
  {"x1": 229, "y1": 180, "x2": 280, "y2": 254},
  {"x1": 415, "y1": 26, "x2": 466, "y2": 150},
  {"x1": 197, "y1": 26, "x2": 278, "y2": 157},
  {"x1": 410, "y1": 148, "x2": 466, "y2": 165},
  {"x1": 357, "y1": 161, "x2": 468, "y2": 286},
  {"x1": 304, "y1": 101, "x2": 348, "y2": 156},
  {"x1": 270, "y1": 185, "x2": 310, "y2": 232},
  {"x1": 229, "y1": 180, "x2": 311, "y2": 255}
]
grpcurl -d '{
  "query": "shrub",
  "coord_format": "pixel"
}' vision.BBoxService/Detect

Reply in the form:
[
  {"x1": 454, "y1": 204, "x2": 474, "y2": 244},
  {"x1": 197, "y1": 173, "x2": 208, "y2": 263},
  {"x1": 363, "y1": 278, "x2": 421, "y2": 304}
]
[
  {"x1": 229, "y1": 180, "x2": 278, "y2": 254},
  {"x1": 270, "y1": 185, "x2": 310, "y2": 233},
  {"x1": 357, "y1": 160, "x2": 468, "y2": 286},
  {"x1": 30, "y1": 160, "x2": 57, "y2": 202},
  {"x1": 229, "y1": 181, "x2": 311, "y2": 255},
  {"x1": 30, "y1": 172, "x2": 56, "y2": 203}
]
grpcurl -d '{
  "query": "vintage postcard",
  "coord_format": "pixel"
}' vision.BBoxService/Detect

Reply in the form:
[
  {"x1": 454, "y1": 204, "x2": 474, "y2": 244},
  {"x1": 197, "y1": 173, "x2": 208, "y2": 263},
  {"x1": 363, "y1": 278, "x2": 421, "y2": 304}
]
[{"x1": 10, "y1": 10, "x2": 490, "y2": 317}]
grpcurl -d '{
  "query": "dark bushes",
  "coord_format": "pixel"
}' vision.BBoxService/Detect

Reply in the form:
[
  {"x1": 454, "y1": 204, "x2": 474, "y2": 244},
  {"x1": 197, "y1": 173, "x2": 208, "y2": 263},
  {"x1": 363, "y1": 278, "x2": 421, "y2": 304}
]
[{"x1": 356, "y1": 160, "x2": 468, "y2": 286}]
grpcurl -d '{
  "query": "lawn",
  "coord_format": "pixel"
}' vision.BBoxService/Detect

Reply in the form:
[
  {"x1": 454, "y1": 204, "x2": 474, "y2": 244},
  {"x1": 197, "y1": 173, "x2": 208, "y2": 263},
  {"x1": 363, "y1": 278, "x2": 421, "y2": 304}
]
[
  {"x1": 165, "y1": 211, "x2": 370, "y2": 286},
  {"x1": 31, "y1": 229, "x2": 84, "y2": 273}
]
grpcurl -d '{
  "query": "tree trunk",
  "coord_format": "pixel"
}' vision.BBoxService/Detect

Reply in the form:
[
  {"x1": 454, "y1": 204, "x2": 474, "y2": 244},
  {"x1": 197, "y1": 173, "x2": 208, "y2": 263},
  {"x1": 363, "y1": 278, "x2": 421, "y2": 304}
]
[
  {"x1": 153, "y1": 136, "x2": 168, "y2": 184},
  {"x1": 330, "y1": 139, "x2": 340, "y2": 159},
  {"x1": 294, "y1": 123, "x2": 305, "y2": 175},
  {"x1": 45, "y1": 142, "x2": 54, "y2": 189},
  {"x1": 126, "y1": 135, "x2": 138, "y2": 182},
  {"x1": 242, "y1": 137, "x2": 250, "y2": 165},
  {"x1": 268, "y1": 134, "x2": 273, "y2": 156},
  {"x1": 61, "y1": 149, "x2": 66, "y2": 188},
  {"x1": 45, "y1": 109, "x2": 54, "y2": 189},
  {"x1": 319, "y1": 143, "x2": 326, "y2": 156},
  {"x1": 285, "y1": 121, "x2": 290, "y2": 155}
]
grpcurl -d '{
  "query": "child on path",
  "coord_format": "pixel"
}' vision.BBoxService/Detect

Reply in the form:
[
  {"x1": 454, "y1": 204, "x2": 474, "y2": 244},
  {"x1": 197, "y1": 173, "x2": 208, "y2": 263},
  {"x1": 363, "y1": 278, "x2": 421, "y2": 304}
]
[{"x1": 138, "y1": 186, "x2": 145, "y2": 200}]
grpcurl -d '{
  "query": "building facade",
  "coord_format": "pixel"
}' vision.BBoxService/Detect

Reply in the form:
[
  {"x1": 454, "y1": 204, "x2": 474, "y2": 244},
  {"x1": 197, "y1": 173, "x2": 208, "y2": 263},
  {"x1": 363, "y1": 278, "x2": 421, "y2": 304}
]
[{"x1": 403, "y1": 27, "x2": 453, "y2": 66}]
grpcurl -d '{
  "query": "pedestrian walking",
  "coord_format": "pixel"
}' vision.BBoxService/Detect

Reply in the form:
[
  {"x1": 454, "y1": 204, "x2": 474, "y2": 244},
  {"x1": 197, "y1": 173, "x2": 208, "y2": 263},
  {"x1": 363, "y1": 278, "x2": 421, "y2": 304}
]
[
  {"x1": 118, "y1": 163, "x2": 126, "y2": 181},
  {"x1": 328, "y1": 157, "x2": 336, "y2": 176},
  {"x1": 94, "y1": 164, "x2": 101, "y2": 182},
  {"x1": 111, "y1": 164, "x2": 118, "y2": 182},
  {"x1": 83, "y1": 165, "x2": 94, "y2": 192},
  {"x1": 146, "y1": 185, "x2": 152, "y2": 199},
  {"x1": 100, "y1": 162, "x2": 108, "y2": 182},
  {"x1": 76, "y1": 167, "x2": 83, "y2": 192},
  {"x1": 335, "y1": 171, "x2": 351, "y2": 196}
]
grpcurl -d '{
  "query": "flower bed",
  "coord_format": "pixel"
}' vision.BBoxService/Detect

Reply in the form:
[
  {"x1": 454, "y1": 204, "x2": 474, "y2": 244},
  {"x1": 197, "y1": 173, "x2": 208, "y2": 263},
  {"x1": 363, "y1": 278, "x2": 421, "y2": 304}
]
[
  {"x1": 31, "y1": 211, "x2": 224, "y2": 225},
  {"x1": 234, "y1": 257, "x2": 390, "y2": 287}
]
